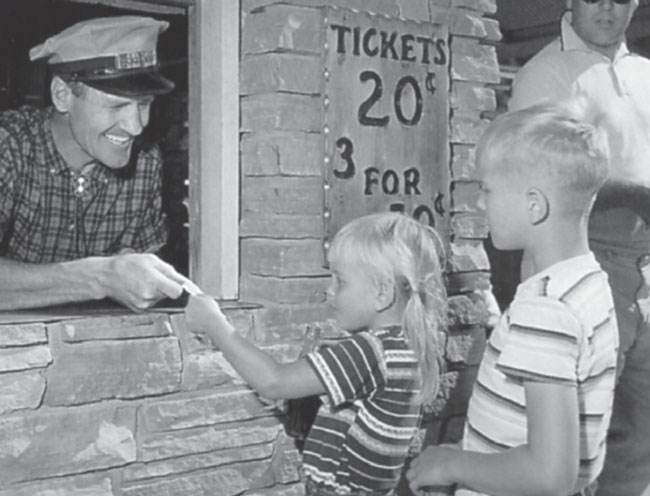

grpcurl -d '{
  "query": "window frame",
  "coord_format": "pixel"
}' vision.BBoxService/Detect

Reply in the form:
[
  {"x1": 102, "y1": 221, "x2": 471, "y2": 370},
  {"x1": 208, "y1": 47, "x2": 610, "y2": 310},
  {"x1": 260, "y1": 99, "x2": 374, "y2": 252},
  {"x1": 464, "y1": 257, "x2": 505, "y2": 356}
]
[{"x1": 66, "y1": 0, "x2": 241, "y2": 299}]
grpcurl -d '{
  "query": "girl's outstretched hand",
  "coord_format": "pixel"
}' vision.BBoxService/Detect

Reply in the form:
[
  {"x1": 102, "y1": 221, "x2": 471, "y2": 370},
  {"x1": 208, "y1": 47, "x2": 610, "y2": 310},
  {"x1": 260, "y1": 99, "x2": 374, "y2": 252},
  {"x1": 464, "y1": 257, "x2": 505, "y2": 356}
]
[
  {"x1": 406, "y1": 444, "x2": 458, "y2": 494},
  {"x1": 184, "y1": 294, "x2": 232, "y2": 338}
]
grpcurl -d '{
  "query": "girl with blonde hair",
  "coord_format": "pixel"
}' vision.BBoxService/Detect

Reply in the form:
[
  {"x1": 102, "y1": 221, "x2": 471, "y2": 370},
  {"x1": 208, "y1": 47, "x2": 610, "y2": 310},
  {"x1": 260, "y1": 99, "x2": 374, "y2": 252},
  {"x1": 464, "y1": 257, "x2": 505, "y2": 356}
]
[{"x1": 185, "y1": 212, "x2": 447, "y2": 496}]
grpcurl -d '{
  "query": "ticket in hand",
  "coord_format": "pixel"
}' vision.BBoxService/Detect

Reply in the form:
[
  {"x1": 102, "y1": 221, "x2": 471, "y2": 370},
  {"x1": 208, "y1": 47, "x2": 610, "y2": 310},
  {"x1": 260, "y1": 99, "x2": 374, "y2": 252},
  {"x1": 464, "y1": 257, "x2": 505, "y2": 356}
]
[{"x1": 182, "y1": 280, "x2": 204, "y2": 296}]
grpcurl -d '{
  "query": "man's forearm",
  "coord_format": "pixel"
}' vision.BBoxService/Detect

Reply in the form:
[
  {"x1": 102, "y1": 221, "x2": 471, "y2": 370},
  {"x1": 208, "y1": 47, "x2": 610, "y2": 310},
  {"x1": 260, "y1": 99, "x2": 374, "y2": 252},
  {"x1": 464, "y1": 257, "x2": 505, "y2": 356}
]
[{"x1": 0, "y1": 257, "x2": 105, "y2": 310}]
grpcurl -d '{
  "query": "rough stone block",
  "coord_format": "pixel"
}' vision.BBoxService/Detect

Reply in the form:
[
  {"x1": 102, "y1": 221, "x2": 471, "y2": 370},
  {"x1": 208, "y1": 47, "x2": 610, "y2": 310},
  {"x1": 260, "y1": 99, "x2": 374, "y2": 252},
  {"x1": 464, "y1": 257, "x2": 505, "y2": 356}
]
[
  {"x1": 448, "y1": 293, "x2": 489, "y2": 326},
  {"x1": 451, "y1": 181, "x2": 483, "y2": 213},
  {"x1": 449, "y1": 241, "x2": 490, "y2": 272},
  {"x1": 395, "y1": 0, "x2": 430, "y2": 20},
  {"x1": 240, "y1": 274, "x2": 330, "y2": 305},
  {"x1": 0, "y1": 370, "x2": 45, "y2": 415},
  {"x1": 451, "y1": 115, "x2": 491, "y2": 144},
  {"x1": 452, "y1": 81, "x2": 496, "y2": 114},
  {"x1": 451, "y1": 38, "x2": 500, "y2": 83},
  {"x1": 425, "y1": 370, "x2": 459, "y2": 417},
  {"x1": 240, "y1": 212, "x2": 324, "y2": 239},
  {"x1": 267, "y1": 432, "x2": 302, "y2": 484},
  {"x1": 58, "y1": 314, "x2": 172, "y2": 342},
  {"x1": 0, "y1": 475, "x2": 113, "y2": 496},
  {"x1": 252, "y1": 304, "x2": 332, "y2": 341},
  {"x1": 181, "y1": 349, "x2": 238, "y2": 391},
  {"x1": 44, "y1": 335, "x2": 181, "y2": 406},
  {"x1": 242, "y1": 176, "x2": 323, "y2": 215},
  {"x1": 0, "y1": 406, "x2": 135, "y2": 485},
  {"x1": 242, "y1": 4, "x2": 323, "y2": 55},
  {"x1": 443, "y1": 366, "x2": 479, "y2": 415},
  {"x1": 242, "y1": 239, "x2": 329, "y2": 277},
  {"x1": 0, "y1": 345, "x2": 51, "y2": 373},
  {"x1": 450, "y1": 212, "x2": 489, "y2": 239},
  {"x1": 451, "y1": 0, "x2": 496, "y2": 14},
  {"x1": 449, "y1": 11, "x2": 490, "y2": 38},
  {"x1": 241, "y1": 53, "x2": 322, "y2": 95},
  {"x1": 123, "y1": 444, "x2": 274, "y2": 483},
  {"x1": 260, "y1": 341, "x2": 303, "y2": 363},
  {"x1": 445, "y1": 325, "x2": 486, "y2": 365},
  {"x1": 446, "y1": 271, "x2": 491, "y2": 294},
  {"x1": 140, "y1": 388, "x2": 274, "y2": 433},
  {"x1": 140, "y1": 417, "x2": 282, "y2": 462},
  {"x1": 241, "y1": 94, "x2": 322, "y2": 133},
  {"x1": 0, "y1": 323, "x2": 47, "y2": 347},
  {"x1": 481, "y1": 16, "x2": 502, "y2": 41},
  {"x1": 241, "y1": 132, "x2": 323, "y2": 177},
  {"x1": 245, "y1": 484, "x2": 306, "y2": 496},
  {"x1": 451, "y1": 144, "x2": 476, "y2": 181},
  {"x1": 122, "y1": 458, "x2": 273, "y2": 496}
]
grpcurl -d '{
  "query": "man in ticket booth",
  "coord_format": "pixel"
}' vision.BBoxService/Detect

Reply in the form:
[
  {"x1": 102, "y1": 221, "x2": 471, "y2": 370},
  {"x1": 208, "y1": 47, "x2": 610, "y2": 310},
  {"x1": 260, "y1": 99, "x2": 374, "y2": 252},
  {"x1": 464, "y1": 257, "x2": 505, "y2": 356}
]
[{"x1": 0, "y1": 16, "x2": 192, "y2": 311}]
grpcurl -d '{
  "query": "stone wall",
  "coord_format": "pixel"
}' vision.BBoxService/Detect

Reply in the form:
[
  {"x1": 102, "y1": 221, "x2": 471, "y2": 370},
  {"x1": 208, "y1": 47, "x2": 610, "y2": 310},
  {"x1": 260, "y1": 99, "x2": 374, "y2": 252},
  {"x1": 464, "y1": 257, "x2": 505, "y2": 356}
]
[{"x1": 0, "y1": 310, "x2": 307, "y2": 495}]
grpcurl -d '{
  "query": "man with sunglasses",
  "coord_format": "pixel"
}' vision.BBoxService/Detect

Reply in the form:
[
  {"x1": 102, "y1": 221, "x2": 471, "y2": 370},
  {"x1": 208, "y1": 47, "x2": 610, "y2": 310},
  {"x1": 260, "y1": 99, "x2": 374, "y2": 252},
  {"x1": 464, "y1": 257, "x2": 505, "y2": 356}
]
[
  {"x1": 0, "y1": 17, "x2": 194, "y2": 311},
  {"x1": 509, "y1": 1, "x2": 650, "y2": 495}
]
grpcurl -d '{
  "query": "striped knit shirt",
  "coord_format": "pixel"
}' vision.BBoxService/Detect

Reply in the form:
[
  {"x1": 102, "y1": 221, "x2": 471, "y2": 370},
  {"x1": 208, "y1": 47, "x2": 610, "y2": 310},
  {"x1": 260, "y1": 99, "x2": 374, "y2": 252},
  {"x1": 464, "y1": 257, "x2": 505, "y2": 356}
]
[
  {"x1": 303, "y1": 326, "x2": 421, "y2": 495},
  {"x1": 0, "y1": 106, "x2": 166, "y2": 262},
  {"x1": 459, "y1": 252, "x2": 618, "y2": 496}
]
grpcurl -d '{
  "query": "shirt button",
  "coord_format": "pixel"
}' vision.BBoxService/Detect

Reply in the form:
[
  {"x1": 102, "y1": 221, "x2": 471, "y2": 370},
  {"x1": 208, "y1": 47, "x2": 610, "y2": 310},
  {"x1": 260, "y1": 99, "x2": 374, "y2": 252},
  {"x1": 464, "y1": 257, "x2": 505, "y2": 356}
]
[
  {"x1": 69, "y1": 223, "x2": 75, "y2": 231},
  {"x1": 49, "y1": 168, "x2": 56, "y2": 175}
]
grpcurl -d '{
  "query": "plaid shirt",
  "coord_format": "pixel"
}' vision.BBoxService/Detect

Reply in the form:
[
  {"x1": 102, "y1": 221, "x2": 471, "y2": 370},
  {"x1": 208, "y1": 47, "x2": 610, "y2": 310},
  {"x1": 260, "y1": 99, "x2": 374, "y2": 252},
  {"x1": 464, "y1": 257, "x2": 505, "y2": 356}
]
[{"x1": 0, "y1": 106, "x2": 167, "y2": 263}]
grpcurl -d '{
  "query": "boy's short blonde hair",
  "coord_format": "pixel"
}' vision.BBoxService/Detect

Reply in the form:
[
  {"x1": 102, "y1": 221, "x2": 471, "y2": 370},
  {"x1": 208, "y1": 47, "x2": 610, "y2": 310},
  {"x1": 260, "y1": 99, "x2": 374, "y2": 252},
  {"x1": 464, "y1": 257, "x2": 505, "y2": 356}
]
[{"x1": 476, "y1": 101, "x2": 610, "y2": 213}]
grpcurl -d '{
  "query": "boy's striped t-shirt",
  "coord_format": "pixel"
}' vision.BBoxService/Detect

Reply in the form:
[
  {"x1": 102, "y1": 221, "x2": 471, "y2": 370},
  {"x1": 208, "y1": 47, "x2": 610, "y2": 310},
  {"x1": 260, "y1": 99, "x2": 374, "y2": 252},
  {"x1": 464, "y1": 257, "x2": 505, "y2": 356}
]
[
  {"x1": 459, "y1": 252, "x2": 618, "y2": 496},
  {"x1": 303, "y1": 326, "x2": 422, "y2": 495}
]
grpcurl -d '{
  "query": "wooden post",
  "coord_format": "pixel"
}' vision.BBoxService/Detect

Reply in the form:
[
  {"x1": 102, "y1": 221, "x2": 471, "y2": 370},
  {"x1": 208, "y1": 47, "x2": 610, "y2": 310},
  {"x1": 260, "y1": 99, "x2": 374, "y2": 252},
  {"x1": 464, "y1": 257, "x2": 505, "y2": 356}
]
[{"x1": 188, "y1": 0, "x2": 240, "y2": 298}]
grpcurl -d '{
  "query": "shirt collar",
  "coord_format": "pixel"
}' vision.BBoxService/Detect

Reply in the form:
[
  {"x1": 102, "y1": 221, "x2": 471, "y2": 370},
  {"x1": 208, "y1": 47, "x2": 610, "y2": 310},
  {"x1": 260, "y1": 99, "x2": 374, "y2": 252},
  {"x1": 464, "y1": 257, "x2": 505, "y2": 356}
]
[
  {"x1": 560, "y1": 11, "x2": 630, "y2": 61},
  {"x1": 517, "y1": 252, "x2": 598, "y2": 298}
]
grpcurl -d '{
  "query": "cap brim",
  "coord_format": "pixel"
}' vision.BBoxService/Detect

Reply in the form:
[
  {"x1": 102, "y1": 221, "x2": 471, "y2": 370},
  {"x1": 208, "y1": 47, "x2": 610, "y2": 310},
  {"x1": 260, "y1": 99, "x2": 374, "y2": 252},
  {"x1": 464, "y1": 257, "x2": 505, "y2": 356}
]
[{"x1": 81, "y1": 70, "x2": 175, "y2": 97}]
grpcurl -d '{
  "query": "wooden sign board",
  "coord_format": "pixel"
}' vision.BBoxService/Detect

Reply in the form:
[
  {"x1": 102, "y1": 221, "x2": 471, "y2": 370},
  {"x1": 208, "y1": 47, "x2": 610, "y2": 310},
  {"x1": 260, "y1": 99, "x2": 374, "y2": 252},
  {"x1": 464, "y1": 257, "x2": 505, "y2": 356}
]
[{"x1": 323, "y1": 7, "x2": 450, "y2": 251}]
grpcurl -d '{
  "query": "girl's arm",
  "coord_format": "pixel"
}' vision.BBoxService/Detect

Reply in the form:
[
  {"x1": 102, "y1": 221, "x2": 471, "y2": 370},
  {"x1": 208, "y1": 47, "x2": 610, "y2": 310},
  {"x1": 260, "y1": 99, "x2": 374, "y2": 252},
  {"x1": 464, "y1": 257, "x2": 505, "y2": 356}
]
[
  {"x1": 408, "y1": 380, "x2": 579, "y2": 496},
  {"x1": 185, "y1": 294, "x2": 326, "y2": 400}
]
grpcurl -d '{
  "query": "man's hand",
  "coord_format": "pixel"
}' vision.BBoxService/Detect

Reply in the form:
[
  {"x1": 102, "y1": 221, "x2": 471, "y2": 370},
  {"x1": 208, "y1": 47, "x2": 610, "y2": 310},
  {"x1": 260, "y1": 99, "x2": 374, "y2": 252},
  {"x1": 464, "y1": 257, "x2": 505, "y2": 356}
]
[
  {"x1": 99, "y1": 253, "x2": 190, "y2": 311},
  {"x1": 407, "y1": 444, "x2": 458, "y2": 494}
]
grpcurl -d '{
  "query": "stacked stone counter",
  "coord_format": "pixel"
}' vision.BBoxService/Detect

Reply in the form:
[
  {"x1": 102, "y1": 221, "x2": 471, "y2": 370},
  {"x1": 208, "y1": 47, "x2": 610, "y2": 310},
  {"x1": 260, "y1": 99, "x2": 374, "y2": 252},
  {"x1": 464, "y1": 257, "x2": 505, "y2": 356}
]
[{"x1": 0, "y1": 308, "x2": 306, "y2": 496}]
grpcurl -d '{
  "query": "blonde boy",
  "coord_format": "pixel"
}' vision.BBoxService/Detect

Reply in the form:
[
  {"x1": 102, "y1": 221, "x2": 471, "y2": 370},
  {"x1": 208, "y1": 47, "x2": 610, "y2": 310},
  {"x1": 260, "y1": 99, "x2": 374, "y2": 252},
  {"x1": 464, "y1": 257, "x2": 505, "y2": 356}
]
[{"x1": 407, "y1": 103, "x2": 619, "y2": 496}]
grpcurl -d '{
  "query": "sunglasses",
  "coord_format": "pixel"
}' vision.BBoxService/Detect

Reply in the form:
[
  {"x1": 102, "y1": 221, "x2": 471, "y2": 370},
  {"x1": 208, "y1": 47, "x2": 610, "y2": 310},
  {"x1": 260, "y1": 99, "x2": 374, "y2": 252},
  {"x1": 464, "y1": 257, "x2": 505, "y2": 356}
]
[{"x1": 581, "y1": 0, "x2": 633, "y2": 4}]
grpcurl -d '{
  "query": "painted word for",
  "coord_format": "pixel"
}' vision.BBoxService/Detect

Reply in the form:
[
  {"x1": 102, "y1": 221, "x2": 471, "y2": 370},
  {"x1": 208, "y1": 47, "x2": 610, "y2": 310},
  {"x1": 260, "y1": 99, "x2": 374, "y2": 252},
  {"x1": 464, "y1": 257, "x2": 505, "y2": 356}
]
[{"x1": 330, "y1": 23, "x2": 447, "y2": 66}]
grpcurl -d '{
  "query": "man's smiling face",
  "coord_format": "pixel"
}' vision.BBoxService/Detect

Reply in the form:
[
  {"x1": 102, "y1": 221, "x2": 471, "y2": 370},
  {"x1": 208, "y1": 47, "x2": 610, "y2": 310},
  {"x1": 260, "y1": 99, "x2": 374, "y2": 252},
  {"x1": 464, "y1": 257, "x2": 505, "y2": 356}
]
[{"x1": 66, "y1": 84, "x2": 154, "y2": 169}]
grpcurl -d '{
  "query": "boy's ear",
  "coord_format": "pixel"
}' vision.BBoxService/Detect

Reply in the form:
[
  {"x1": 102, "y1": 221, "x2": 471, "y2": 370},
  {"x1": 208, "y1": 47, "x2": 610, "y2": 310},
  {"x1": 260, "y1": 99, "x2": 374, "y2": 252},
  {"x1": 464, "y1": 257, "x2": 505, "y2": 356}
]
[
  {"x1": 50, "y1": 76, "x2": 73, "y2": 113},
  {"x1": 526, "y1": 187, "x2": 549, "y2": 225},
  {"x1": 375, "y1": 278, "x2": 396, "y2": 313}
]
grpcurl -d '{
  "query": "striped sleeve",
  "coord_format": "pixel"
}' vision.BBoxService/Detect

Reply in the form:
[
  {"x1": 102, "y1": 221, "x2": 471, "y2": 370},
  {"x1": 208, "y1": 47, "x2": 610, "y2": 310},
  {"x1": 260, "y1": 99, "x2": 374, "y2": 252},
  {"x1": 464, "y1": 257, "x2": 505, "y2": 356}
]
[
  {"x1": 306, "y1": 333, "x2": 386, "y2": 407},
  {"x1": 497, "y1": 296, "x2": 581, "y2": 385}
]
